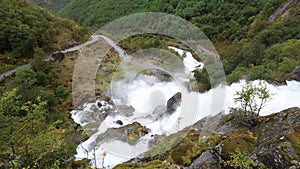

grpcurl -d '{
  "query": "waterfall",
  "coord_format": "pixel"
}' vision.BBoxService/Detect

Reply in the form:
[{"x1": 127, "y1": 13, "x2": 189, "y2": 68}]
[{"x1": 70, "y1": 45, "x2": 300, "y2": 168}]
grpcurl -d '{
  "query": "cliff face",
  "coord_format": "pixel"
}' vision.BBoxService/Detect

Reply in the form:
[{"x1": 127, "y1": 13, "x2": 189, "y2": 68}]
[
  {"x1": 252, "y1": 107, "x2": 300, "y2": 169},
  {"x1": 115, "y1": 107, "x2": 300, "y2": 169}
]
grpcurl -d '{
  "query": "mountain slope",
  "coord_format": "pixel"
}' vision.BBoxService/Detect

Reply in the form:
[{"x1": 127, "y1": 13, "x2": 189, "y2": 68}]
[
  {"x1": 59, "y1": 0, "x2": 300, "y2": 85},
  {"x1": 0, "y1": 0, "x2": 88, "y2": 73},
  {"x1": 58, "y1": 0, "x2": 160, "y2": 28},
  {"x1": 29, "y1": 0, "x2": 71, "y2": 13},
  {"x1": 58, "y1": 0, "x2": 264, "y2": 40}
]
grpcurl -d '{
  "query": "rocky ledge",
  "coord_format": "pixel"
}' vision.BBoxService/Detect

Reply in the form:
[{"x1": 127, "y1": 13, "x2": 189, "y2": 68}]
[{"x1": 115, "y1": 107, "x2": 300, "y2": 169}]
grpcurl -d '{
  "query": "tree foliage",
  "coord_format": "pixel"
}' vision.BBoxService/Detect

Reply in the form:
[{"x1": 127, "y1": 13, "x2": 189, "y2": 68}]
[
  {"x1": 230, "y1": 81, "x2": 272, "y2": 126},
  {"x1": 0, "y1": 0, "x2": 88, "y2": 73}
]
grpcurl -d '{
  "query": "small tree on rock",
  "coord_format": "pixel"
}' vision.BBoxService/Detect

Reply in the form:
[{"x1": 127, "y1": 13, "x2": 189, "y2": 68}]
[{"x1": 230, "y1": 81, "x2": 272, "y2": 126}]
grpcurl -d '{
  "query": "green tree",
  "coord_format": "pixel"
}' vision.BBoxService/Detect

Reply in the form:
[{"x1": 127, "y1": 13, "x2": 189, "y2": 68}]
[
  {"x1": 0, "y1": 89, "x2": 24, "y2": 156},
  {"x1": 30, "y1": 48, "x2": 48, "y2": 72},
  {"x1": 230, "y1": 81, "x2": 272, "y2": 126}
]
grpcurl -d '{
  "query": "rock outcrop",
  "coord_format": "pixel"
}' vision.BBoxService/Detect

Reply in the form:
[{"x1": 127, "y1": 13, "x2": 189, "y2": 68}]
[
  {"x1": 252, "y1": 107, "x2": 300, "y2": 169},
  {"x1": 166, "y1": 92, "x2": 182, "y2": 113},
  {"x1": 123, "y1": 107, "x2": 300, "y2": 169},
  {"x1": 286, "y1": 66, "x2": 300, "y2": 82},
  {"x1": 95, "y1": 122, "x2": 149, "y2": 145},
  {"x1": 116, "y1": 105, "x2": 135, "y2": 117},
  {"x1": 188, "y1": 150, "x2": 221, "y2": 169}
]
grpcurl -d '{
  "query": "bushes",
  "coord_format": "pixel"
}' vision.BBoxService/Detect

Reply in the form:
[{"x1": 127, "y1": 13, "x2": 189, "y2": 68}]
[
  {"x1": 230, "y1": 81, "x2": 272, "y2": 126},
  {"x1": 0, "y1": 0, "x2": 88, "y2": 69},
  {"x1": 222, "y1": 148, "x2": 266, "y2": 169}
]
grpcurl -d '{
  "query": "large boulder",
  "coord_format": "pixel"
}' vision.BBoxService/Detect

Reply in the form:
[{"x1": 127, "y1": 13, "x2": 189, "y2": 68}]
[
  {"x1": 188, "y1": 150, "x2": 221, "y2": 169},
  {"x1": 116, "y1": 105, "x2": 135, "y2": 117},
  {"x1": 286, "y1": 66, "x2": 300, "y2": 82},
  {"x1": 166, "y1": 92, "x2": 182, "y2": 113},
  {"x1": 252, "y1": 107, "x2": 300, "y2": 169},
  {"x1": 95, "y1": 122, "x2": 149, "y2": 145}
]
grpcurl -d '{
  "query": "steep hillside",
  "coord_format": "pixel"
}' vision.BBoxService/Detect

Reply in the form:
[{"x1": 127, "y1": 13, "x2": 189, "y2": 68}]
[
  {"x1": 29, "y1": 0, "x2": 71, "y2": 13},
  {"x1": 0, "y1": 0, "x2": 88, "y2": 73},
  {"x1": 58, "y1": 0, "x2": 160, "y2": 28},
  {"x1": 59, "y1": 0, "x2": 300, "y2": 85},
  {"x1": 59, "y1": 0, "x2": 264, "y2": 40}
]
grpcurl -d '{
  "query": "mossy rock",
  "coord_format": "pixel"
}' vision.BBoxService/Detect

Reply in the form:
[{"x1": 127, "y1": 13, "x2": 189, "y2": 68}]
[
  {"x1": 221, "y1": 130, "x2": 257, "y2": 159},
  {"x1": 114, "y1": 160, "x2": 171, "y2": 169},
  {"x1": 167, "y1": 131, "x2": 205, "y2": 166},
  {"x1": 286, "y1": 125, "x2": 300, "y2": 158}
]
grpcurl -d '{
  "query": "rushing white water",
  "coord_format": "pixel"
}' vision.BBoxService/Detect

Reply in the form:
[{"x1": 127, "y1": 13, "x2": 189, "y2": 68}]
[
  {"x1": 70, "y1": 46, "x2": 300, "y2": 168},
  {"x1": 168, "y1": 46, "x2": 204, "y2": 74}
]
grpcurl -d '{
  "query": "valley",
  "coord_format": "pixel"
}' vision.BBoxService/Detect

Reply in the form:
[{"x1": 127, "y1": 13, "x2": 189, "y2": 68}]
[{"x1": 0, "y1": 0, "x2": 299, "y2": 168}]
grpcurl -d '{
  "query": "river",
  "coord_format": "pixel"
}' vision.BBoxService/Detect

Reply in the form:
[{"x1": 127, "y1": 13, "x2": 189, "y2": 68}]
[{"x1": 70, "y1": 36, "x2": 300, "y2": 168}]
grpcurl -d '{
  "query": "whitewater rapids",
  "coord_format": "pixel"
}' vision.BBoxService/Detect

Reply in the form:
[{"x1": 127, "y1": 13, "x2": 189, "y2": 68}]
[{"x1": 70, "y1": 47, "x2": 300, "y2": 168}]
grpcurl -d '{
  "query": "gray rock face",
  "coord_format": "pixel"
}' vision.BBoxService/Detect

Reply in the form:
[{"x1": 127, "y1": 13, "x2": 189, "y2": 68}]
[
  {"x1": 166, "y1": 92, "x2": 182, "y2": 113},
  {"x1": 95, "y1": 122, "x2": 149, "y2": 146},
  {"x1": 252, "y1": 107, "x2": 300, "y2": 169},
  {"x1": 190, "y1": 108, "x2": 300, "y2": 169},
  {"x1": 286, "y1": 66, "x2": 300, "y2": 82},
  {"x1": 188, "y1": 150, "x2": 221, "y2": 169},
  {"x1": 116, "y1": 105, "x2": 135, "y2": 117},
  {"x1": 192, "y1": 112, "x2": 227, "y2": 134}
]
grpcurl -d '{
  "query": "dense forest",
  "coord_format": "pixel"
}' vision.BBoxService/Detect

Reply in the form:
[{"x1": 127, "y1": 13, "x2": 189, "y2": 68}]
[
  {"x1": 58, "y1": 0, "x2": 300, "y2": 85},
  {"x1": 0, "y1": 0, "x2": 88, "y2": 73},
  {"x1": 0, "y1": 0, "x2": 89, "y2": 168},
  {"x1": 29, "y1": 0, "x2": 71, "y2": 13},
  {"x1": 0, "y1": 0, "x2": 299, "y2": 168}
]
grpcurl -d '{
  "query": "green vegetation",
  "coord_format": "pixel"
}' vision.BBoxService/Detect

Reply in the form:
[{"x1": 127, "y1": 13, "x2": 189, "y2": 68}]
[
  {"x1": 222, "y1": 148, "x2": 266, "y2": 169},
  {"x1": 0, "y1": 0, "x2": 88, "y2": 74},
  {"x1": 59, "y1": 0, "x2": 299, "y2": 85},
  {"x1": 59, "y1": 0, "x2": 263, "y2": 41},
  {"x1": 221, "y1": 130, "x2": 257, "y2": 158},
  {"x1": 1, "y1": 0, "x2": 299, "y2": 168},
  {"x1": 0, "y1": 51, "x2": 87, "y2": 168},
  {"x1": 115, "y1": 160, "x2": 171, "y2": 169},
  {"x1": 286, "y1": 125, "x2": 300, "y2": 157},
  {"x1": 230, "y1": 81, "x2": 272, "y2": 126},
  {"x1": 29, "y1": 0, "x2": 71, "y2": 13}
]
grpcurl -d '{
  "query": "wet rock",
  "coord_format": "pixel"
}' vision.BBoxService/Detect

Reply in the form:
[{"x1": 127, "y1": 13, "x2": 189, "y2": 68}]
[
  {"x1": 116, "y1": 120, "x2": 123, "y2": 126},
  {"x1": 286, "y1": 65, "x2": 300, "y2": 82},
  {"x1": 116, "y1": 105, "x2": 135, "y2": 117},
  {"x1": 95, "y1": 122, "x2": 149, "y2": 145},
  {"x1": 166, "y1": 92, "x2": 182, "y2": 113},
  {"x1": 97, "y1": 101, "x2": 102, "y2": 108}
]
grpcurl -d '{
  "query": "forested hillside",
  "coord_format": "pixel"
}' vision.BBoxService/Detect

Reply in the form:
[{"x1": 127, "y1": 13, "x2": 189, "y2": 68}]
[
  {"x1": 29, "y1": 0, "x2": 71, "y2": 13},
  {"x1": 0, "y1": 0, "x2": 299, "y2": 168},
  {"x1": 0, "y1": 0, "x2": 88, "y2": 73},
  {"x1": 0, "y1": 1, "x2": 91, "y2": 168},
  {"x1": 59, "y1": 0, "x2": 300, "y2": 84}
]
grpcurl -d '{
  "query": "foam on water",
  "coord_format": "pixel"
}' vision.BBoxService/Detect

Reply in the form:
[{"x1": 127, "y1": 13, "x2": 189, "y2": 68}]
[{"x1": 70, "y1": 46, "x2": 300, "y2": 168}]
